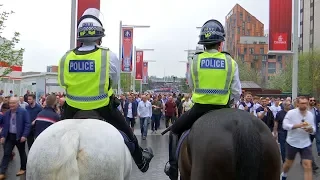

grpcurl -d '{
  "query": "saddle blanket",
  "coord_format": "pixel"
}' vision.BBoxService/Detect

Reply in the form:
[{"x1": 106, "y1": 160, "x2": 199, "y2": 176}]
[
  {"x1": 175, "y1": 129, "x2": 190, "y2": 160},
  {"x1": 119, "y1": 130, "x2": 135, "y2": 154}
]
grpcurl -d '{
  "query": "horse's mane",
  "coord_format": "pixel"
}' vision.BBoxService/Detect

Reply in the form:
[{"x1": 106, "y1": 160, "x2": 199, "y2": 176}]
[{"x1": 73, "y1": 110, "x2": 104, "y2": 120}]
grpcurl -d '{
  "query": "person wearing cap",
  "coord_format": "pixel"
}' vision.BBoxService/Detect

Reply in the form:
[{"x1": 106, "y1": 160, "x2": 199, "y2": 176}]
[
  {"x1": 164, "y1": 19, "x2": 242, "y2": 179},
  {"x1": 58, "y1": 8, "x2": 153, "y2": 172}
]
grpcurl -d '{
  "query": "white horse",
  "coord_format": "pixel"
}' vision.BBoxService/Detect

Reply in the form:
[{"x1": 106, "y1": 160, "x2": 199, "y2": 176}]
[{"x1": 26, "y1": 118, "x2": 132, "y2": 180}]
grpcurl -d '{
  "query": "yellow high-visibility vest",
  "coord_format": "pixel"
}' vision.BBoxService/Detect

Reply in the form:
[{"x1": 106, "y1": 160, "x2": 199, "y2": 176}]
[
  {"x1": 191, "y1": 51, "x2": 236, "y2": 105},
  {"x1": 58, "y1": 48, "x2": 113, "y2": 110}
]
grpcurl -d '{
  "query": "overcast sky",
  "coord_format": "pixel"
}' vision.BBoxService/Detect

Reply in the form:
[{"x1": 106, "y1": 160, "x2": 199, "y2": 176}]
[{"x1": 1, "y1": 0, "x2": 269, "y2": 77}]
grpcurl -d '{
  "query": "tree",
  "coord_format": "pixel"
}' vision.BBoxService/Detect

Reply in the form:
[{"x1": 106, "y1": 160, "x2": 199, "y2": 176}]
[
  {"x1": 0, "y1": 5, "x2": 24, "y2": 77},
  {"x1": 236, "y1": 60, "x2": 263, "y2": 85},
  {"x1": 268, "y1": 51, "x2": 320, "y2": 98}
]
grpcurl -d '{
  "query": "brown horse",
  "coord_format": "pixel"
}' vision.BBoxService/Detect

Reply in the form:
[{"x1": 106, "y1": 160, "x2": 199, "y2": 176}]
[{"x1": 177, "y1": 108, "x2": 280, "y2": 180}]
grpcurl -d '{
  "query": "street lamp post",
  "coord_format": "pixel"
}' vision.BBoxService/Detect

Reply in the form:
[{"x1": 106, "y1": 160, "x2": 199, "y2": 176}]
[
  {"x1": 292, "y1": 0, "x2": 299, "y2": 100},
  {"x1": 118, "y1": 21, "x2": 150, "y2": 94},
  {"x1": 133, "y1": 47, "x2": 154, "y2": 92},
  {"x1": 140, "y1": 60, "x2": 156, "y2": 93}
]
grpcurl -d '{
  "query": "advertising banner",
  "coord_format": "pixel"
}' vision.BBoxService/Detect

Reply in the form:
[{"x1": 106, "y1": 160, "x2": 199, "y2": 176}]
[
  {"x1": 121, "y1": 28, "x2": 134, "y2": 72},
  {"x1": 269, "y1": 0, "x2": 292, "y2": 53},
  {"x1": 142, "y1": 62, "x2": 148, "y2": 84},
  {"x1": 135, "y1": 51, "x2": 143, "y2": 80},
  {"x1": 77, "y1": 0, "x2": 100, "y2": 47}
]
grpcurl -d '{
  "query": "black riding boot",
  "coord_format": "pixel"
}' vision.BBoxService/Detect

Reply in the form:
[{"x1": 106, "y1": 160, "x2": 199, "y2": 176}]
[
  {"x1": 131, "y1": 135, "x2": 154, "y2": 173},
  {"x1": 164, "y1": 132, "x2": 179, "y2": 180}
]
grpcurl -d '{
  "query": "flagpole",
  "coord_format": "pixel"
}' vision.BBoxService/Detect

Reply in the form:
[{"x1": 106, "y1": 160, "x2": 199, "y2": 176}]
[{"x1": 118, "y1": 21, "x2": 122, "y2": 95}]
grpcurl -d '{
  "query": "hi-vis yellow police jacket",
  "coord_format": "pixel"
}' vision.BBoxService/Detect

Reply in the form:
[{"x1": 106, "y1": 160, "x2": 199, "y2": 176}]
[
  {"x1": 58, "y1": 48, "x2": 113, "y2": 110},
  {"x1": 191, "y1": 51, "x2": 236, "y2": 105}
]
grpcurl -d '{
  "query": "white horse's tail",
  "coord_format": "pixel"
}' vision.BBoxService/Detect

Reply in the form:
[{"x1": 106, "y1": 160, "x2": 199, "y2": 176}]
[{"x1": 54, "y1": 130, "x2": 80, "y2": 180}]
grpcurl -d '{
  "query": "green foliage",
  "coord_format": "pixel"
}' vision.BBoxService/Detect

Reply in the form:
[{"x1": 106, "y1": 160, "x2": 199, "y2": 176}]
[
  {"x1": 0, "y1": 5, "x2": 24, "y2": 77},
  {"x1": 268, "y1": 51, "x2": 320, "y2": 98},
  {"x1": 236, "y1": 60, "x2": 263, "y2": 85}
]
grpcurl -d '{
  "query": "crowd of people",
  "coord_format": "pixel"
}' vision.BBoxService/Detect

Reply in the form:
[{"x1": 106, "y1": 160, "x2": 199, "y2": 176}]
[
  {"x1": 0, "y1": 90, "x2": 64, "y2": 179},
  {"x1": 0, "y1": 89, "x2": 320, "y2": 179},
  {"x1": 117, "y1": 92, "x2": 193, "y2": 139},
  {"x1": 236, "y1": 92, "x2": 320, "y2": 180}
]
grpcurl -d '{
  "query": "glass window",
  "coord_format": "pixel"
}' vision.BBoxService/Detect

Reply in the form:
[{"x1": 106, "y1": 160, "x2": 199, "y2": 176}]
[
  {"x1": 251, "y1": 62, "x2": 255, "y2": 68},
  {"x1": 260, "y1": 48, "x2": 264, "y2": 54},
  {"x1": 244, "y1": 48, "x2": 247, "y2": 54},
  {"x1": 248, "y1": 15, "x2": 251, "y2": 22},
  {"x1": 262, "y1": 55, "x2": 267, "y2": 61},
  {"x1": 249, "y1": 48, "x2": 254, "y2": 54},
  {"x1": 237, "y1": 27, "x2": 240, "y2": 34},
  {"x1": 240, "y1": 13, "x2": 243, "y2": 20},
  {"x1": 277, "y1": 55, "x2": 282, "y2": 61},
  {"x1": 268, "y1": 62, "x2": 276, "y2": 74},
  {"x1": 311, "y1": 20, "x2": 313, "y2": 30}
]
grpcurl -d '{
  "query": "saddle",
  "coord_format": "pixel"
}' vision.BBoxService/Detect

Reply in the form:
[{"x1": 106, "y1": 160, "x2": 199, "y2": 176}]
[{"x1": 73, "y1": 110, "x2": 135, "y2": 153}]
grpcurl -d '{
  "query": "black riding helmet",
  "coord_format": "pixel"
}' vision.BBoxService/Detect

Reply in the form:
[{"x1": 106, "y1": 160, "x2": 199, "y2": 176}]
[{"x1": 198, "y1": 19, "x2": 225, "y2": 45}]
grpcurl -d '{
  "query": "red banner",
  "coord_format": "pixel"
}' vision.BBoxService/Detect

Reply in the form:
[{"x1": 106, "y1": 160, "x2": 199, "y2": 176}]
[
  {"x1": 142, "y1": 62, "x2": 148, "y2": 84},
  {"x1": 269, "y1": 0, "x2": 292, "y2": 52},
  {"x1": 135, "y1": 51, "x2": 143, "y2": 80},
  {"x1": 121, "y1": 28, "x2": 134, "y2": 72},
  {"x1": 77, "y1": 0, "x2": 100, "y2": 47}
]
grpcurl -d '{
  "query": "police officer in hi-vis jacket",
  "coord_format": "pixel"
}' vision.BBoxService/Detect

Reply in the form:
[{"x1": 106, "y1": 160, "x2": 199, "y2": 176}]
[{"x1": 164, "y1": 19, "x2": 242, "y2": 179}]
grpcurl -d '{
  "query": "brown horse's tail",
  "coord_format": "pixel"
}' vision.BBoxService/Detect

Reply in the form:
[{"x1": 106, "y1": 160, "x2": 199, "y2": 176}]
[{"x1": 233, "y1": 119, "x2": 262, "y2": 180}]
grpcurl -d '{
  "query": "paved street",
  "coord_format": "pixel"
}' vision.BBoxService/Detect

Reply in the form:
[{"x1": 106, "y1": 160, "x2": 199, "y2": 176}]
[{"x1": 0, "y1": 118, "x2": 320, "y2": 180}]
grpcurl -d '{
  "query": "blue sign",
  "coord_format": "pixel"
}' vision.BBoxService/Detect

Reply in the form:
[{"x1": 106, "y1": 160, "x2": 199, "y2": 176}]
[
  {"x1": 69, "y1": 60, "x2": 95, "y2": 72},
  {"x1": 200, "y1": 58, "x2": 225, "y2": 69},
  {"x1": 124, "y1": 30, "x2": 131, "y2": 38}
]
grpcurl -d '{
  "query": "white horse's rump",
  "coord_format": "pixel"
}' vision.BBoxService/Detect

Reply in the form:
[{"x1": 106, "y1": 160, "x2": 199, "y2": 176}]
[{"x1": 26, "y1": 119, "x2": 132, "y2": 180}]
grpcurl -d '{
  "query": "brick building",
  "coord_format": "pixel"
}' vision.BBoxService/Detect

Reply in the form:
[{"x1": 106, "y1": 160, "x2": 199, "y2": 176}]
[{"x1": 225, "y1": 4, "x2": 290, "y2": 81}]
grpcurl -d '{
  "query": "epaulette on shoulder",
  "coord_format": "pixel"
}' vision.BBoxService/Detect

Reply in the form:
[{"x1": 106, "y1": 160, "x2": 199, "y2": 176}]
[
  {"x1": 220, "y1": 51, "x2": 233, "y2": 58},
  {"x1": 97, "y1": 45, "x2": 109, "y2": 50},
  {"x1": 194, "y1": 51, "x2": 204, "y2": 55}
]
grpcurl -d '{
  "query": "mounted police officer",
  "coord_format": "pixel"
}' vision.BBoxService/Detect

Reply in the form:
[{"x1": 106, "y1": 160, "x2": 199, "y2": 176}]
[
  {"x1": 58, "y1": 8, "x2": 153, "y2": 172},
  {"x1": 164, "y1": 19, "x2": 242, "y2": 179}
]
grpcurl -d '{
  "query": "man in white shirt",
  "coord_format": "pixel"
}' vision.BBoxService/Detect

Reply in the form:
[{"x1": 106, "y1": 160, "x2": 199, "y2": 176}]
[
  {"x1": 238, "y1": 92, "x2": 254, "y2": 114},
  {"x1": 281, "y1": 96, "x2": 315, "y2": 180},
  {"x1": 270, "y1": 98, "x2": 282, "y2": 118},
  {"x1": 19, "y1": 96, "x2": 28, "y2": 109},
  {"x1": 137, "y1": 95, "x2": 152, "y2": 140},
  {"x1": 182, "y1": 95, "x2": 193, "y2": 113}
]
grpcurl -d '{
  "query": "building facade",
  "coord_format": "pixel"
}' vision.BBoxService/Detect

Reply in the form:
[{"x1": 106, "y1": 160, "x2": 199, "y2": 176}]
[
  {"x1": 299, "y1": 0, "x2": 320, "y2": 52},
  {"x1": 225, "y1": 4, "x2": 289, "y2": 80}
]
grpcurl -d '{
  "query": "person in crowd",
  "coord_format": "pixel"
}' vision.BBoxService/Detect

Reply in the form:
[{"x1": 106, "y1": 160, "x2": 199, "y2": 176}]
[
  {"x1": 252, "y1": 96, "x2": 261, "y2": 117},
  {"x1": 23, "y1": 90, "x2": 30, "y2": 103},
  {"x1": 164, "y1": 19, "x2": 241, "y2": 179},
  {"x1": 123, "y1": 95, "x2": 137, "y2": 132},
  {"x1": 57, "y1": 8, "x2": 153, "y2": 172},
  {"x1": 164, "y1": 96, "x2": 178, "y2": 128},
  {"x1": 238, "y1": 92, "x2": 254, "y2": 114},
  {"x1": 33, "y1": 95, "x2": 60, "y2": 138},
  {"x1": 182, "y1": 95, "x2": 193, "y2": 114},
  {"x1": 0, "y1": 97, "x2": 31, "y2": 179},
  {"x1": 151, "y1": 95, "x2": 162, "y2": 133},
  {"x1": 25, "y1": 94, "x2": 42, "y2": 150},
  {"x1": 137, "y1": 95, "x2": 152, "y2": 140},
  {"x1": 281, "y1": 96, "x2": 315, "y2": 180},
  {"x1": 19, "y1": 96, "x2": 28, "y2": 109},
  {"x1": 256, "y1": 97, "x2": 274, "y2": 131},
  {"x1": 273, "y1": 99, "x2": 291, "y2": 163},
  {"x1": 306, "y1": 97, "x2": 319, "y2": 170},
  {"x1": 270, "y1": 97, "x2": 282, "y2": 118}
]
